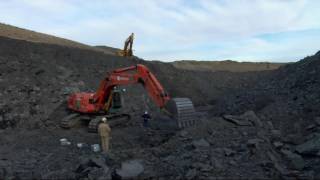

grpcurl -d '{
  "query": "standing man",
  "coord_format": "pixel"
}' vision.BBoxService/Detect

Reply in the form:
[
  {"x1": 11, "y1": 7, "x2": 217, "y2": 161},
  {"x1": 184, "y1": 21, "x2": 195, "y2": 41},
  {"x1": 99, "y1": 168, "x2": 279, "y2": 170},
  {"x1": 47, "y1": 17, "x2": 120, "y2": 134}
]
[
  {"x1": 98, "y1": 117, "x2": 111, "y2": 153},
  {"x1": 142, "y1": 111, "x2": 151, "y2": 128}
]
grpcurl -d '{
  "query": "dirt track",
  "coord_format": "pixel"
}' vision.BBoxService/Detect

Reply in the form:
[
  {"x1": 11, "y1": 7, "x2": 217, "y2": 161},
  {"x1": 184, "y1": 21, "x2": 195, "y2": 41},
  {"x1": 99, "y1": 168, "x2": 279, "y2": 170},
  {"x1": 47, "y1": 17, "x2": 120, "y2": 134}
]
[{"x1": 1, "y1": 35, "x2": 320, "y2": 179}]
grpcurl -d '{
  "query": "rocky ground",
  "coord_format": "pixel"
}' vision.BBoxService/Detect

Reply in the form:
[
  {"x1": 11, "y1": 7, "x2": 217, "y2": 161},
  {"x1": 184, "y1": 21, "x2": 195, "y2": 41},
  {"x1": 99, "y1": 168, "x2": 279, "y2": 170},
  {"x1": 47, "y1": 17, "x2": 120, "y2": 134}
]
[{"x1": 0, "y1": 35, "x2": 320, "y2": 179}]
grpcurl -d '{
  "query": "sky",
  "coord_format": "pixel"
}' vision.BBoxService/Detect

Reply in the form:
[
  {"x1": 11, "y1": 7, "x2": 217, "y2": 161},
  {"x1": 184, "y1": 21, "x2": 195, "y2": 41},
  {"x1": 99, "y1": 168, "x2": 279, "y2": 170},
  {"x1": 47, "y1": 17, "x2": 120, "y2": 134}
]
[{"x1": 0, "y1": 0, "x2": 320, "y2": 62}]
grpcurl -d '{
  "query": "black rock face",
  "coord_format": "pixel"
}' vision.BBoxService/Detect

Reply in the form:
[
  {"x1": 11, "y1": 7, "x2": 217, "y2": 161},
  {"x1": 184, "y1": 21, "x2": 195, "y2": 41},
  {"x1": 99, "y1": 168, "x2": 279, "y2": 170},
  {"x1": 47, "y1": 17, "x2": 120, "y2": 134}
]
[{"x1": 1, "y1": 36, "x2": 320, "y2": 179}]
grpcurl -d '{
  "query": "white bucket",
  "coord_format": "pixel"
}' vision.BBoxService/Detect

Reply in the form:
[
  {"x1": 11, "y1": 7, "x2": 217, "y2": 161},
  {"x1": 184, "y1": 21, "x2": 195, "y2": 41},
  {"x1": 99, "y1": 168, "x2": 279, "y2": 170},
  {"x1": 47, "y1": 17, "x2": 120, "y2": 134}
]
[
  {"x1": 60, "y1": 138, "x2": 71, "y2": 146},
  {"x1": 91, "y1": 144, "x2": 101, "y2": 152}
]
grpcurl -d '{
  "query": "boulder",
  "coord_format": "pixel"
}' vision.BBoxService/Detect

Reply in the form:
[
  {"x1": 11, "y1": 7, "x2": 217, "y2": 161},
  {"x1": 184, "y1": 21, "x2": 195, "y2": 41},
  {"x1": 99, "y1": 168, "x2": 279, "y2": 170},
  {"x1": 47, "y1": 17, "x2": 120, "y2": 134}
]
[
  {"x1": 115, "y1": 159, "x2": 144, "y2": 179},
  {"x1": 224, "y1": 148, "x2": 235, "y2": 156},
  {"x1": 306, "y1": 124, "x2": 317, "y2": 131},
  {"x1": 296, "y1": 134, "x2": 320, "y2": 155},
  {"x1": 315, "y1": 117, "x2": 320, "y2": 126},
  {"x1": 273, "y1": 141, "x2": 284, "y2": 149},
  {"x1": 76, "y1": 156, "x2": 109, "y2": 176},
  {"x1": 223, "y1": 115, "x2": 252, "y2": 126},
  {"x1": 281, "y1": 149, "x2": 305, "y2": 170},
  {"x1": 243, "y1": 111, "x2": 263, "y2": 128},
  {"x1": 179, "y1": 130, "x2": 189, "y2": 137},
  {"x1": 247, "y1": 138, "x2": 264, "y2": 148},
  {"x1": 90, "y1": 157, "x2": 109, "y2": 171},
  {"x1": 211, "y1": 157, "x2": 223, "y2": 170},
  {"x1": 271, "y1": 130, "x2": 281, "y2": 140},
  {"x1": 192, "y1": 139, "x2": 210, "y2": 148},
  {"x1": 88, "y1": 167, "x2": 105, "y2": 180},
  {"x1": 282, "y1": 134, "x2": 303, "y2": 145},
  {"x1": 185, "y1": 169, "x2": 197, "y2": 180},
  {"x1": 223, "y1": 111, "x2": 262, "y2": 127}
]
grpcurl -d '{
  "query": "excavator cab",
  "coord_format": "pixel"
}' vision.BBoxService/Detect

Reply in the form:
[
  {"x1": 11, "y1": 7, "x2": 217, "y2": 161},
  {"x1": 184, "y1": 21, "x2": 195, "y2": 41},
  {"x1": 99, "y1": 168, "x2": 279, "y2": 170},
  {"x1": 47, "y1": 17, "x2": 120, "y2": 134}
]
[
  {"x1": 111, "y1": 89, "x2": 122, "y2": 109},
  {"x1": 103, "y1": 88, "x2": 123, "y2": 113}
]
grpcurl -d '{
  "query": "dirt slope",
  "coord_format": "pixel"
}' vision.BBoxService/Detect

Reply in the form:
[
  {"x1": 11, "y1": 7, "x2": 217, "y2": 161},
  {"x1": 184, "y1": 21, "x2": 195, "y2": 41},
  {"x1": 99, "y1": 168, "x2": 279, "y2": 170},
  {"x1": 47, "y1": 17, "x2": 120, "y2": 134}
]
[{"x1": 172, "y1": 60, "x2": 285, "y2": 72}]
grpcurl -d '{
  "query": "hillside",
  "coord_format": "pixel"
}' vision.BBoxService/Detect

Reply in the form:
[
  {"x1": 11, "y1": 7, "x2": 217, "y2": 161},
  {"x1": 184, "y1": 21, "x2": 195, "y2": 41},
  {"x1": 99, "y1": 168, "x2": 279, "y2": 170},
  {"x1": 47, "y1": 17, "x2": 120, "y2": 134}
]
[
  {"x1": 172, "y1": 60, "x2": 285, "y2": 72},
  {"x1": 1, "y1": 23, "x2": 283, "y2": 72},
  {"x1": 0, "y1": 23, "x2": 116, "y2": 55}
]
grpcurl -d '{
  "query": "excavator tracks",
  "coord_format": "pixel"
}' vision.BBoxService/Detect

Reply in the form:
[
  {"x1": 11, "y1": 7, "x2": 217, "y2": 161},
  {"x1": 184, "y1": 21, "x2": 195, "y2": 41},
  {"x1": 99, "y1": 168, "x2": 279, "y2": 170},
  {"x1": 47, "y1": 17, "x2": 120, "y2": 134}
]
[
  {"x1": 60, "y1": 98, "x2": 195, "y2": 131},
  {"x1": 166, "y1": 98, "x2": 196, "y2": 129},
  {"x1": 60, "y1": 113, "x2": 131, "y2": 132},
  {"x1": 88, "y1": 117, "x2": 101, "y2": 133}
]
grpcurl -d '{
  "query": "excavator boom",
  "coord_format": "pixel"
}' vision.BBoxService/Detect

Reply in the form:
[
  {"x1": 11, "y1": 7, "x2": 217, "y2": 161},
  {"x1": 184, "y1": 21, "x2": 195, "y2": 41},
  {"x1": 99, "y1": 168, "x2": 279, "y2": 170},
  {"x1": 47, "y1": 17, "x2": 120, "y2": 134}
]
[{"x1": 68, "y1": 64, "x2": 170, "y2": 113}]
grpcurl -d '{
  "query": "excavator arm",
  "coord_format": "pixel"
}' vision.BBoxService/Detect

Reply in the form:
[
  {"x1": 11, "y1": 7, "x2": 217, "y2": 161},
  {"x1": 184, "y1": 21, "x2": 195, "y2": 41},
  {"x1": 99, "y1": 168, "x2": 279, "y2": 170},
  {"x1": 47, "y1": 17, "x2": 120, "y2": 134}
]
[{"x1": 117, "y1": 33, "x2": 134, "y2": 57}]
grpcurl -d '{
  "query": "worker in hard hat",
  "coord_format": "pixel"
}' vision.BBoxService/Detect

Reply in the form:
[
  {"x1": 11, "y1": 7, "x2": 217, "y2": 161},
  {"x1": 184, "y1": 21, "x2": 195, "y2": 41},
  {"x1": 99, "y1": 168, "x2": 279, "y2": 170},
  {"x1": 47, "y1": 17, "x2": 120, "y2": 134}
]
[
  {"x1": 98, "y1": 117, "x2": 111, "y2": 153},
  {"x1": 142, "y1": 111, "x2": 151, "y2": 127}
]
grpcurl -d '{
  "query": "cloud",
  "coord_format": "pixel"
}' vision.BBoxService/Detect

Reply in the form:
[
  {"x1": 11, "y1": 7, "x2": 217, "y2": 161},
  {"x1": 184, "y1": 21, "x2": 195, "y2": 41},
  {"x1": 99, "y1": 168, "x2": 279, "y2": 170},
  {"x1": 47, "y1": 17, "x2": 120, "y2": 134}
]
[{"x1": 0, "y1": 0, "x2": 320, "y2": 61}]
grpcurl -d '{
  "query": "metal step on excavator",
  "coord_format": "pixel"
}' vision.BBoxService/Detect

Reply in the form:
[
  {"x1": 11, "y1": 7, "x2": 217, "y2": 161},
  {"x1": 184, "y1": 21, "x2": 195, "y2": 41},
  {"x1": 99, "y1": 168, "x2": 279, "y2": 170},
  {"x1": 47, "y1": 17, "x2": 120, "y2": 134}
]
[{"x1": 59, "y1": 64, "x2": 196, "y2": 132}]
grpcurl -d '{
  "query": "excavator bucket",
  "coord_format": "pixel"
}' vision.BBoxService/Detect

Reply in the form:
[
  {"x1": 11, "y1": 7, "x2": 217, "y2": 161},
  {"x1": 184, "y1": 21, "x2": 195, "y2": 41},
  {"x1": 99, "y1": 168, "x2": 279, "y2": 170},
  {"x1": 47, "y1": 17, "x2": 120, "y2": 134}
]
[{"x1": 165, "y1": 98, "x2": 196, "y2": 129}]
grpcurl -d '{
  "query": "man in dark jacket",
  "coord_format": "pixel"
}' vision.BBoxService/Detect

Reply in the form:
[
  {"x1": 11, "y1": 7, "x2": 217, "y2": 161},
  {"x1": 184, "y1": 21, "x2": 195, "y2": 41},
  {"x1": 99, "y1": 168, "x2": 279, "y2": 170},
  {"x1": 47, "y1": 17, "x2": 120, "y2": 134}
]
[{"x1": 142, "y1": 111, "x2": 151, "y2": 127}]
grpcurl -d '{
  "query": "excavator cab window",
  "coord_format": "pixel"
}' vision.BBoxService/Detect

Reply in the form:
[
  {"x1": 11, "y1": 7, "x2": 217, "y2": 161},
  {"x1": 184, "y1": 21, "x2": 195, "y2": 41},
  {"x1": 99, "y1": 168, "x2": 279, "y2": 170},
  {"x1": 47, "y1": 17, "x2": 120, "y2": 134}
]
[
  {"x1": 89, "y1": 97, "x2": 94, "y2": 104},
  {"x1": 112, "y1": 90, "x2": 122, "y2": 109}
]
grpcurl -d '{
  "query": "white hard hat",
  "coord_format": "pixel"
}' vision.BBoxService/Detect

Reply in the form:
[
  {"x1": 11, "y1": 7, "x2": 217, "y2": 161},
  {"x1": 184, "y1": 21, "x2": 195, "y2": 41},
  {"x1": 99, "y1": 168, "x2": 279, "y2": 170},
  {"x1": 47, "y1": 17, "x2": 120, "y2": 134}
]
[
  {"x1": 102, "y1": 117, "x2": 107, "y2": 122},
  {"x1": 144, "y1": 111, "x2": 148, "y2": 114}
]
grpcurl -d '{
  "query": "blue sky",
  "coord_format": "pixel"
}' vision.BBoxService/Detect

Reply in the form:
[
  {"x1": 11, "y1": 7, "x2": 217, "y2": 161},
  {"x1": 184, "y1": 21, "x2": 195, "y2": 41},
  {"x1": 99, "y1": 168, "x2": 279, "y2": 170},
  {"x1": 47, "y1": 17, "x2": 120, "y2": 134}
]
[{"x1": 0, "y1": 0, "x2": 320, "y2": 62}]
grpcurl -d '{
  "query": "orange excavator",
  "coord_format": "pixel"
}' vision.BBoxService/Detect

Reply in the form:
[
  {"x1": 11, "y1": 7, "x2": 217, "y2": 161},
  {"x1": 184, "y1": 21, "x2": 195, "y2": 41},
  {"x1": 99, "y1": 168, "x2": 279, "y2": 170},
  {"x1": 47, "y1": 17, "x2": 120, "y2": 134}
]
[
  {"x1": 117, "y1": 33, "x2": 134, "y2": 57},
  {"x1": 60, "y1": 64, "x2": 196, "y2": 132}
]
